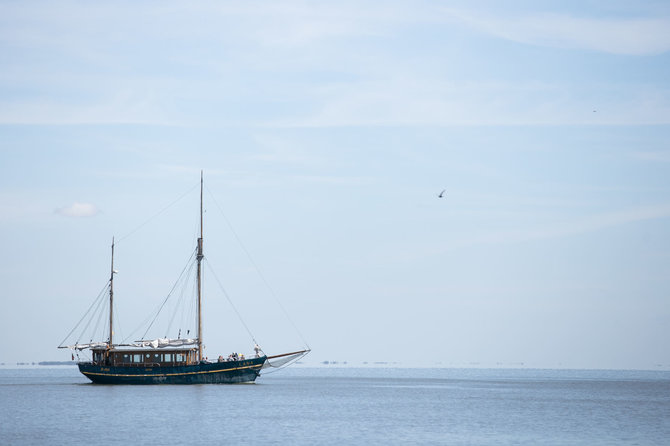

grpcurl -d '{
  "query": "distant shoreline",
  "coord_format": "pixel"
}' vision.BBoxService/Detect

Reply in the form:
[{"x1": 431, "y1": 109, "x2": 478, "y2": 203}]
[
  {"x1": 0, "y1": 361, "x2": 77, "y2": 366},
  {"x1": 37, "y1": 361, "x2": 77, "y2": 366},
  {"x1": 0, "y1": 361, "x2": 668, "y2": 371}
]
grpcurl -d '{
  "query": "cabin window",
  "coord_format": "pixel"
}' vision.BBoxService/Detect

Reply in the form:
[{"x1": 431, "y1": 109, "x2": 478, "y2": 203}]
[
  {"x1": 176, "y1": 353, "x2": 185, "y2": 362},
  {"x1": 164, "y1": 354, "x2": 172, "y2": 362},
  {"x1": 132, "y1": 354, "x2": 143, "y2": 363}
]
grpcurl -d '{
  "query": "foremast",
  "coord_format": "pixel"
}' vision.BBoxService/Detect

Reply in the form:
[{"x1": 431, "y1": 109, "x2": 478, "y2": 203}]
[{"x1": 196, "y1": 171, "x2": 204, "y2": 361}]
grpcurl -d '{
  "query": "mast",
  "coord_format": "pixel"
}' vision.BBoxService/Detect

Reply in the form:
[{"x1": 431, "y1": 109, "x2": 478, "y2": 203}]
[
  {"x1": 196, "y1": 171, "x2": 204, "y2": 361},
  {"x1": 109, "y1": 237, "x2": 115, "y2": 349}
]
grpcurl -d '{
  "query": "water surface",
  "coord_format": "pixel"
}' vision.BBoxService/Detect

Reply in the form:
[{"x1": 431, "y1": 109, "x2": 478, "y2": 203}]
[{"x1": 1, "y1": 367, "x2": 668, "y2": 445}]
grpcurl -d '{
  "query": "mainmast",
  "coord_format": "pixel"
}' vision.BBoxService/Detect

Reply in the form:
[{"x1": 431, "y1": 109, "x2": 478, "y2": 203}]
[
  {"x1": 109, "y1": 237, "x2": 115, "y2": 348},
  {"x1": 196, "y1": 171, "x2": 204, "y2": 361}
]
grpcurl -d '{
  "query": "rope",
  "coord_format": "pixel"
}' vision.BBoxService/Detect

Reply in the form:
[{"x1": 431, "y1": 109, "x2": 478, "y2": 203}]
[
  {"x1": 204, "y1": 184, "x2": 311, "y2": 350},
  {"x1": 119, "y1": 250, "x2": 197, "y2": 343},
  {"x1": 165, "y1": 259, "x2": 197, "y2": 336},
  {"x1": 139, "y1": 249, "x2": 197, "y2": 341},
  {"x1": 116, "y1": 182, "x2": 198, "y2": 244},
  {"x1": 58, "y1": 281, "x2": 109, "y2": 347},
  {"x1": 91, "y1": 294, "x2": 109, "y2": 344},
  {"x1": 62, "y1": 178, "x2": 311, "y2": 356},
  {"x1": 204, "y1": 258, "x2": 258, "y2": 345}
]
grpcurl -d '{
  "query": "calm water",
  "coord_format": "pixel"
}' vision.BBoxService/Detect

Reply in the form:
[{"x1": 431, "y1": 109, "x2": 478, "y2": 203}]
[{"x1": 0, "y1": 367, "x2": 669, "y2": 445}]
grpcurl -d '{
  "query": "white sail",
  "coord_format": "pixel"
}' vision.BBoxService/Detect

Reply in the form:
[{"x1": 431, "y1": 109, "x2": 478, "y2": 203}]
[
  {"x1": 262, "y1": 349, "x2": 310, "y2": 369},
  {"x1": 133, "y1": 338, "x2": 198, "y2": 348}
]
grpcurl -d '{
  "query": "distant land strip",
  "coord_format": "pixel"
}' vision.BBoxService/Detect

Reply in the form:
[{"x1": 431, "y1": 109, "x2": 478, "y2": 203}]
[{"x1": 0, "y1": 361, "x2": 77, "y2": 366}]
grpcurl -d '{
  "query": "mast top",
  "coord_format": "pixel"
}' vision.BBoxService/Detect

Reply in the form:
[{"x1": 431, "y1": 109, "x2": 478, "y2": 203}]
[{"x1": 196, "y1": 171, "x2": 204, "y2": 361}]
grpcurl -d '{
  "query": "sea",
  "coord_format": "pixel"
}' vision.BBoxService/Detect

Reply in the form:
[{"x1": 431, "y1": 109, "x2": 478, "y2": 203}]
[{"x1": 0, "y1": 366, "x2": 669, "y2": 445}]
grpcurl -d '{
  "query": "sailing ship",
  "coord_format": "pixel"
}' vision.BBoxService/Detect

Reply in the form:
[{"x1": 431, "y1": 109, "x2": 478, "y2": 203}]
[{"x1": 59, "y1": 173, "x2": 309, "y2": 384}]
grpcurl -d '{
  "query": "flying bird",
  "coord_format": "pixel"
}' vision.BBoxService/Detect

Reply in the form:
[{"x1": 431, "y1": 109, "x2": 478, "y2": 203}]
[{"x1": 438, "y1": 189, "x2": 446, "y2": 198}]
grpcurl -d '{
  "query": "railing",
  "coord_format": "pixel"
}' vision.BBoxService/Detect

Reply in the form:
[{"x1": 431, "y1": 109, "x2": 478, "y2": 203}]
[{"x1": 88, "y1": 361, "x2": 191, "y2": 367}]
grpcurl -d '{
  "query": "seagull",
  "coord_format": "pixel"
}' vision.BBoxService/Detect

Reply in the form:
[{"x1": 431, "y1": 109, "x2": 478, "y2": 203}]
[{"x1": 438, "y1": 189, "x2": 446, "y2": 198}]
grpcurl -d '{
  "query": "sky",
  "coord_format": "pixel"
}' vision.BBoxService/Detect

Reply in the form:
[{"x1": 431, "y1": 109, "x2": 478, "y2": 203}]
[{"x1": 1, "y1": 0, "x2": 669, "y2": 369}]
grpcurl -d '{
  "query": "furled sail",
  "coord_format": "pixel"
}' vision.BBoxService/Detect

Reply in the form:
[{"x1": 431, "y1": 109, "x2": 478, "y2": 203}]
[
  {"x1": 133, "y1": 338, "x2": 198, "y2": 348},
  {"x1": 59, "y1": 173, "x2": 311, "y2": 385},
  {"x1": 59, "y1": 342, "x2": 109, "y2": 351}
]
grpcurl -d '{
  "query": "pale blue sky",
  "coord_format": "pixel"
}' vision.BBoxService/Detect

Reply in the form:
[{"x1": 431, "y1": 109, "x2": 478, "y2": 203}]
[{"x1": 1, "y1": 1, "x2": 669, "y2": 369}]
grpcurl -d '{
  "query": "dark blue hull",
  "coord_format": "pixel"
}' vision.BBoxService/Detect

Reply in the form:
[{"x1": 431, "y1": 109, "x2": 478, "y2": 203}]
[{"x1": 78, "y1": 356, "x2": 266, "y2": 384}]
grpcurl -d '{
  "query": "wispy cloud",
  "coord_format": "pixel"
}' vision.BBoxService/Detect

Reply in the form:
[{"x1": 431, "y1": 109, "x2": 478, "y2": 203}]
[
  {"x1": 3, "y1": 77, "x2": 669, "y2": 127},
  {"x1": 458, "y1": 203, "x2": 670, "y2": 248},
  {"x1": 270, "y1": 79, "x2": 670, "y2": 127},
  {"x1": 446, "y1": 9, "x2": 670, "y2": 55},
  {"x1": 1, "y1": 2, "x2": 669, "y2": 127},
  {"x1": 633, "y1": 151, "x2": 670, "y2": 163},
  {"x1": 250, "y1": 134, "x2": 331, "y2": 167},
  {"x1": 55, "y1": 202, "x2": 100, "y2": 218},
  {"x1": 289, "y1": 175, "x2": 374, "y2": 185},
  {"x1": 0, "y1": 89, "x2": 180, "y2": 126}
]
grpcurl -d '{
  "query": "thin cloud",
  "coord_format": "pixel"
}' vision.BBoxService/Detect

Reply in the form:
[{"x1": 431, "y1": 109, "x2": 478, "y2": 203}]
[
  {"x1": 459, "y1": 204, "x2": 670, "y2": 248},
  {"x1": 270, "y1": 79, "x2": 670, "y2": 127},
  {"x1": 55, "y1": 202, "x2": 100, "y2": 218},
  {"x1": 2, "y1": 2, "x2": 669, "y2": 128},
  {"x1": 447, "y1": 9, "x2": 670, "y2": 55},
  {"x1": 633, "y1": 151, "x2": 670, "y2": 163},
  {"x1": 289, "y1": 175, "x2": 374, "y2": 185},
  {"x1": 0, "y1": 92, "x2": 181, "y2": 126}
]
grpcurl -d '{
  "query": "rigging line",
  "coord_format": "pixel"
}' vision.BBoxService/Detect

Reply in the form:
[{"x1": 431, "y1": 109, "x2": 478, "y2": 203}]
[
  {"x1": 204, "y1": 184, "x2": 311, "y2": 349},
  {"x1": 60, "y1": 282, "x2": 108, "y2": 346},
  {"x1": 78, "y1": 287, "x2": 108, "y2": 344},
  {"x1": 78, "y1": 295, "x2": 106, "y2": 345},
  {"x1": 113, "y1": 301, "x2": 125, "y2": 345},
  {"x1": 182, "y1": 271, "x2": 198, "y2": 339},
  {"x1": 140, "y1": 249, "x2": 198, "y2": 341},
  {"x1": 121, "y1": 313, "x2": 154, "y2": 344},
  {"x1": 59, "y1": 281, "x2": 110, "y2": 347},
  {"x1": 166, "y1": 259, "x2": 196, "y2": 336},
  {"x1": 121, "y1": 249, "x2": 197, "y2": 343},
  {"x1": 118, "y1": 191, "x2": 201, "y2": 343},
  {"x1": 204, "y1": 259, "x2": 258, "y2": 345},
  {"x1": 116, "y1": 182, "x2": 199, "y2": 244},
  {"x1": 93, "y1": 295, "x2": 109, "y2": 343}
]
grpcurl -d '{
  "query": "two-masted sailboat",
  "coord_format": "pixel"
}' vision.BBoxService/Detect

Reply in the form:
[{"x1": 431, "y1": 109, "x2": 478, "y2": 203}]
[{"x1": 59, "y1": 173, "x2": 308, "y2": 384}]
